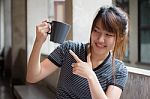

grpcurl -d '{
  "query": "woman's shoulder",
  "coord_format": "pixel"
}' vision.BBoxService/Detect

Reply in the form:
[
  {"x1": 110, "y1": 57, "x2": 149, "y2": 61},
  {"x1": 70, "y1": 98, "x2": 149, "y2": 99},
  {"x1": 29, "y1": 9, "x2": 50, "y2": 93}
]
[
  {"x1": 114, "y1": 59, "x2": 128, "y2": 74},
  {"x1": 61, "y1": 40, "x2": 87, "y2": 50},
  {"x1": 114, "y1": 59, "x2": 124, "y2": 66},
  {"x1": 63, "y1": 40, "x2": 85, "y2": 45}
]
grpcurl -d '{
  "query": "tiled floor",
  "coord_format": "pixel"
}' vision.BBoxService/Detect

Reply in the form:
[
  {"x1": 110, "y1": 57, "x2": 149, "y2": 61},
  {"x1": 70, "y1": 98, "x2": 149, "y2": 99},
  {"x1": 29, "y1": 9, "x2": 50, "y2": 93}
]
[{"x1": 0, "y1": 77, "x2": 15, "y2": 99}]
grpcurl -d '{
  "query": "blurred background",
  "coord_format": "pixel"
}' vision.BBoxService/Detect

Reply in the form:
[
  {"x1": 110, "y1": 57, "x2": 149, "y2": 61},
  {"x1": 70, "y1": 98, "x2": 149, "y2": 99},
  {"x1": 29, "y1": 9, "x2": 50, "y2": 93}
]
[{"x1": 0, "y1": 0, "x2": 150, "y2": 99}]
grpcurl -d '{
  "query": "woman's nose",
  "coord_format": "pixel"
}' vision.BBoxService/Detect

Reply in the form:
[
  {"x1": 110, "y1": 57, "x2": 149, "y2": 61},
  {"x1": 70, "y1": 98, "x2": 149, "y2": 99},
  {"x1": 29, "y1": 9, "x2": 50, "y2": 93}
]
[{"x1": 97, "y1": 34, "x2": 105, "y2": 43}]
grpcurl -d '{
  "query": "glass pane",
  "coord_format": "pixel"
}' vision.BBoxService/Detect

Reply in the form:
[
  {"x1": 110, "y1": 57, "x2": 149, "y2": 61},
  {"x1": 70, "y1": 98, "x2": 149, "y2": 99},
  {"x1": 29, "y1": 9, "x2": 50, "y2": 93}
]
[
  {"x1": 140, "y1": 0, "x2": 150, "y2": 26},
  {"x1": 140, "y1": 0, "x2": 150, "y2": 63},
  {"x1": 54, "y1": 1, "x2": 65, "y2": 21},
  {"x1": 140, "y1": 30, "x2": 150, "y2": 63}
]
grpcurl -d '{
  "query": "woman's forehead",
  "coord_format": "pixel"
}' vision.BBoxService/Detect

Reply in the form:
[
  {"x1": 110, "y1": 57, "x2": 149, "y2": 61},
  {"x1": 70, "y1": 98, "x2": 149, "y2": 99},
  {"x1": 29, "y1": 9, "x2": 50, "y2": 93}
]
[
  {"x1": 94, "y1": 20, "x2": 104, "y2": 29},
  {"x1": 94, "y1": 20, "x2": 113, "y2": 33},
  {"x1": 95, "y1": 18, "x2": 117, "y2": 34}
]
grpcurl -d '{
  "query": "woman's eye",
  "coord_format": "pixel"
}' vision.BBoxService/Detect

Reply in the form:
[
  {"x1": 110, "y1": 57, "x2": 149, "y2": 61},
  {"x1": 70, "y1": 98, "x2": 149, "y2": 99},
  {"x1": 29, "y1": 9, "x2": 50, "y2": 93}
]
[
  {"x1": 106, "y1": 33, "x2": 114, "y2": 37},
  {"x1": 93, "y1": 29, "x2": 99, "y2": 33}
]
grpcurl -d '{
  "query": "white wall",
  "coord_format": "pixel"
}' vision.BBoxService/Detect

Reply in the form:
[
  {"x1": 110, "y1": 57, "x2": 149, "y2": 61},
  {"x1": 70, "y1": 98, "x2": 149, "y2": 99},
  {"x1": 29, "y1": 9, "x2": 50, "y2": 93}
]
[
  {"x1": 72, "y1": 0, "x2": 112, "y2": 43},
  {"x1": 27, "y1": 0, "x2": 57, "y2": 59},
  {"x1": 0, "y1": 0, "x2": 4, "y2": 53}
]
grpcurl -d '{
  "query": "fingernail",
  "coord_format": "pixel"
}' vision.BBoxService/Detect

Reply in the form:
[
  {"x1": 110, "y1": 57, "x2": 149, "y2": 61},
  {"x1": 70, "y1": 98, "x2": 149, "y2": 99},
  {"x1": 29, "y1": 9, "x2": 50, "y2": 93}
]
[
  {"x1": 71, "y1": 63, "x2": 74, "y2": 67},
  {"x1": 69, "y1": 50, "x2": 72, "y2": 53}
]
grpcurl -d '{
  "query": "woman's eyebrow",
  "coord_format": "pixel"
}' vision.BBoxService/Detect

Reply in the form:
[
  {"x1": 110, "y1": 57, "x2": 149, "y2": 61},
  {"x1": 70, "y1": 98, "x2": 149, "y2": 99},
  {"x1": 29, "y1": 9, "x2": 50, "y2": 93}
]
[
  {"x1": 95, "y1": 26, "x2": 113, "y2": 34},
  {"x1": 95, "y1": 26, "x2": 100, "y2": 29}
]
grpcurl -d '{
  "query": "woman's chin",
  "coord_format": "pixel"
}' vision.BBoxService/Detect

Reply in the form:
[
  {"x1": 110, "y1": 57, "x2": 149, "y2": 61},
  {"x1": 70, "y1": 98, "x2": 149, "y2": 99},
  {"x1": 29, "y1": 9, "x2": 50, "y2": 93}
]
[{"x1": 93, "y1": 48, "x2": 106, "y2": 55}]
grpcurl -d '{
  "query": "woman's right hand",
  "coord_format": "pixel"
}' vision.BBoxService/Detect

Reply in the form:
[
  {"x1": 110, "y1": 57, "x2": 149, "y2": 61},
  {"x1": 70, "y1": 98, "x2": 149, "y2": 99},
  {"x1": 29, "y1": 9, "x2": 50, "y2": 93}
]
[{"x1": 35, "y1": 20, "x2": 50, "y2": 44}]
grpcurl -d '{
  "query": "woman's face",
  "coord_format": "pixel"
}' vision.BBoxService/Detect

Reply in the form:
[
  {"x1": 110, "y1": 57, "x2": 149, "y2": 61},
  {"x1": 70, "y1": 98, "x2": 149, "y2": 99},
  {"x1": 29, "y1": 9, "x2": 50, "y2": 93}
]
[{"x1": 90, "y1": 20, "x2": 116, "y2": 56}]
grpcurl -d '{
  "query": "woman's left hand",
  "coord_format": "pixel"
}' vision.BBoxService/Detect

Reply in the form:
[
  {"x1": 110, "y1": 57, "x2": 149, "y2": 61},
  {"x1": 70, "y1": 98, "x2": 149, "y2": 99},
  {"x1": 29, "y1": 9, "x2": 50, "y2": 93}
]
[{"x1": 69, "y1": 50, "x2": 95, "y2": 79}]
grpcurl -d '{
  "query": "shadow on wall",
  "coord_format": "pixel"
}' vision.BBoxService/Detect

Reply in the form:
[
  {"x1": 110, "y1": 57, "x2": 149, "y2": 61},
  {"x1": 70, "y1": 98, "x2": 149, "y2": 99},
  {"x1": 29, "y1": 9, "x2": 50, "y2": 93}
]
[
  {"x1": 0, "y1": 48, "x2": 4, "y2": 77},
  {"x1": 3, "y1": 47, "x2": 12, "y2": 79},
  {"x1": 1, "y1": 47, "x2": 27, "y2": 84}
]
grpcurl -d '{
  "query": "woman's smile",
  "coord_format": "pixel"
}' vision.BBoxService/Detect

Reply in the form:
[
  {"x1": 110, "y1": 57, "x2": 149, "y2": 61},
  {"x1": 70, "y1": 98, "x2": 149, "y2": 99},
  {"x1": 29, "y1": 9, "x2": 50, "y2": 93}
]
[{"x1": 95, "y1": 42, "x2": 106, "y2": 49}]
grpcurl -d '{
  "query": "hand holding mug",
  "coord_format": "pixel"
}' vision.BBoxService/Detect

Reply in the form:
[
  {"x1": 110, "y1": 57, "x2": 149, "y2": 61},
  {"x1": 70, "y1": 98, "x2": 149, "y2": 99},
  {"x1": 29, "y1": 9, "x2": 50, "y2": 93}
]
[{"x1": 35, "y1": 21, "x2": 50, "y2": 44}]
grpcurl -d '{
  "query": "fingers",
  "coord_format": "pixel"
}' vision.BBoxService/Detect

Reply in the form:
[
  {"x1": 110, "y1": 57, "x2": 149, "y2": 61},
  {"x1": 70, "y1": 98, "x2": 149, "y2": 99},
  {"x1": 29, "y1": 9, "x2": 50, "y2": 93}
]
[
  {"x1": 71, "y1": 63, "x2": 83, "y2": 75},
  {"x1": 38, "y1": 21, "x2": 48, "y2": 27},
  {"x1": 69, "y1": 50, "x2": 82, "y2": 63},
  {"x1": 36, "y1": 22, "x2": 50, "y2": 34},
  {"x1": 71, "y1": 63, "x2": 77, "y2": 74},
  {"x1": 35, "y1": 20, "x2": 51, "y2": 43},
  {"x1": 42, "y1": 20, "x2": 51, "y2": 32},
  {"x1": 42, "y1": 20, "x2": 48, "y2": 23}
]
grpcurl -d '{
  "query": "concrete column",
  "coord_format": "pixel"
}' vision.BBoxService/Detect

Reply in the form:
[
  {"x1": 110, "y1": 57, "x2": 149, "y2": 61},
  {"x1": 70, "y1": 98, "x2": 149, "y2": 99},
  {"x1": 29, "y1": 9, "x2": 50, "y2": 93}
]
[
  {"x1": 11, "y1": 0, "x2": 27, "y2": 85},
  {"x1": 65, "y1": 0, "x2": 73, "y2": 40},
  {"x1": 129, "y1": 0, "x2": 138, "y2": 64}
]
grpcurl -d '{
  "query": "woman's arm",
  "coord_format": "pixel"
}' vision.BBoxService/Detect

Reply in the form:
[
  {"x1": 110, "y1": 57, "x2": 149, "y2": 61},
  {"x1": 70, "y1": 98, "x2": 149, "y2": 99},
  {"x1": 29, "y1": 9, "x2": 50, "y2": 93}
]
[
  {"x1": 87, "y1": 73, "x2": 122, "y2": 99},
  {"x1": 26, "y1": 21, "x2": 58, "y2": 83}
]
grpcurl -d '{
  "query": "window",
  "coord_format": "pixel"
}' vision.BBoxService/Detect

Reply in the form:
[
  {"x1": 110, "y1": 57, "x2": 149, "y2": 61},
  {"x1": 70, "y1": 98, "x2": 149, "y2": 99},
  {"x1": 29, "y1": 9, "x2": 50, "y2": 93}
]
[
  {"x1": 54, "y1": 1, "x2": 65, "y2": 21},
  {"x1": 48, "y1": 0, "x2": 66, "y2": 22},
  {"x1": 138, "y1": 0, "x2": 150, "y2": 64}
]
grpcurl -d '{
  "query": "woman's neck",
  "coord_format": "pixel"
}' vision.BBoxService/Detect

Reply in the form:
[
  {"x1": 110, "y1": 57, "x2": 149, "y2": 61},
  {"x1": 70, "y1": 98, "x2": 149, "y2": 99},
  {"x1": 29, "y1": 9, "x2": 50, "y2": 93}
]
[{"x1": 87, "y1": 46, "x2": 109, "y2": 69}]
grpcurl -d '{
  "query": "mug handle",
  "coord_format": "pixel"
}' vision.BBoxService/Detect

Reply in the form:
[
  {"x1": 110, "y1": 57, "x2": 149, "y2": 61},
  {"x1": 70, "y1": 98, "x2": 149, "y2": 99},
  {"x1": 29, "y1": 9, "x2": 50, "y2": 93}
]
[{"x1": 47, "y1": 22, "x2": 52, "y2": 34}]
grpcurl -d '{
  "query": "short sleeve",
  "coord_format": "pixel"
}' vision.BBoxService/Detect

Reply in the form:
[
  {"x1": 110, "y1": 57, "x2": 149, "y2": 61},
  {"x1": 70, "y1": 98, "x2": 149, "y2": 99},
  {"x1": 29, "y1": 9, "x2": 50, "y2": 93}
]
[
  {"x1": 47, "y1": 41, "x2": 71, "y2": 67},
  {"x1": 109, "y1": 63, "x2": 128, "y2": 91}
]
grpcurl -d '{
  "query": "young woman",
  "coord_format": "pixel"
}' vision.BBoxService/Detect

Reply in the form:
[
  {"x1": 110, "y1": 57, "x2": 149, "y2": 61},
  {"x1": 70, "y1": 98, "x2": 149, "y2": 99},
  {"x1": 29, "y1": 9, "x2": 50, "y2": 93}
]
[{"x1": 26, "y1": 5, "x2": 129, "y2": 99}]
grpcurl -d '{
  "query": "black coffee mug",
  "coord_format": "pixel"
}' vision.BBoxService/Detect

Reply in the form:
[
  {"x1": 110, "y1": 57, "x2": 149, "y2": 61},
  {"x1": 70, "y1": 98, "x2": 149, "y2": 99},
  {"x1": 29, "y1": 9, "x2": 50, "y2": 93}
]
[{"x1": 47, "y1": 21, "x2": 71, "y2": 44}]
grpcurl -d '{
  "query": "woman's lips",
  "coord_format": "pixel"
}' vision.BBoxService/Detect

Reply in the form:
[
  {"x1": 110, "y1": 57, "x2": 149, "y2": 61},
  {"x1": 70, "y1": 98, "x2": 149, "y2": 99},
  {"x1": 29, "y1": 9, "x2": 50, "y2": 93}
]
[{"x1": 95, "y1": 43, "x2": 106, "y2": 48}]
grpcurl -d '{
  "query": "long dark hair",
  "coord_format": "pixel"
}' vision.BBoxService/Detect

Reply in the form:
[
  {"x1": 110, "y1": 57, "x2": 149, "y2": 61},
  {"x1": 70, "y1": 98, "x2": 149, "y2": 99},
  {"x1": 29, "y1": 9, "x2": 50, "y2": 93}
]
[{"x1": 90, "y1": 5, "x2": 129, "y2": 81}]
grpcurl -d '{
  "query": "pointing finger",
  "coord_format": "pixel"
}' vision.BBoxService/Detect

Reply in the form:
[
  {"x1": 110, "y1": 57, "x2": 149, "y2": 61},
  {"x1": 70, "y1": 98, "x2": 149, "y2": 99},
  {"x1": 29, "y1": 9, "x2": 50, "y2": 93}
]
[{"x1": 69, "y1": 50, "x2": 82, "y2": 63}]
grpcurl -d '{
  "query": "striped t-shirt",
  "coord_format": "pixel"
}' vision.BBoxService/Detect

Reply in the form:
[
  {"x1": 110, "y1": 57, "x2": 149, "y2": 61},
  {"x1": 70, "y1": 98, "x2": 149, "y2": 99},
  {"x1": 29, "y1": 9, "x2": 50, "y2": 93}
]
[{"x1": 48, "y1": 41, "x2": 128, "y2": 99}]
